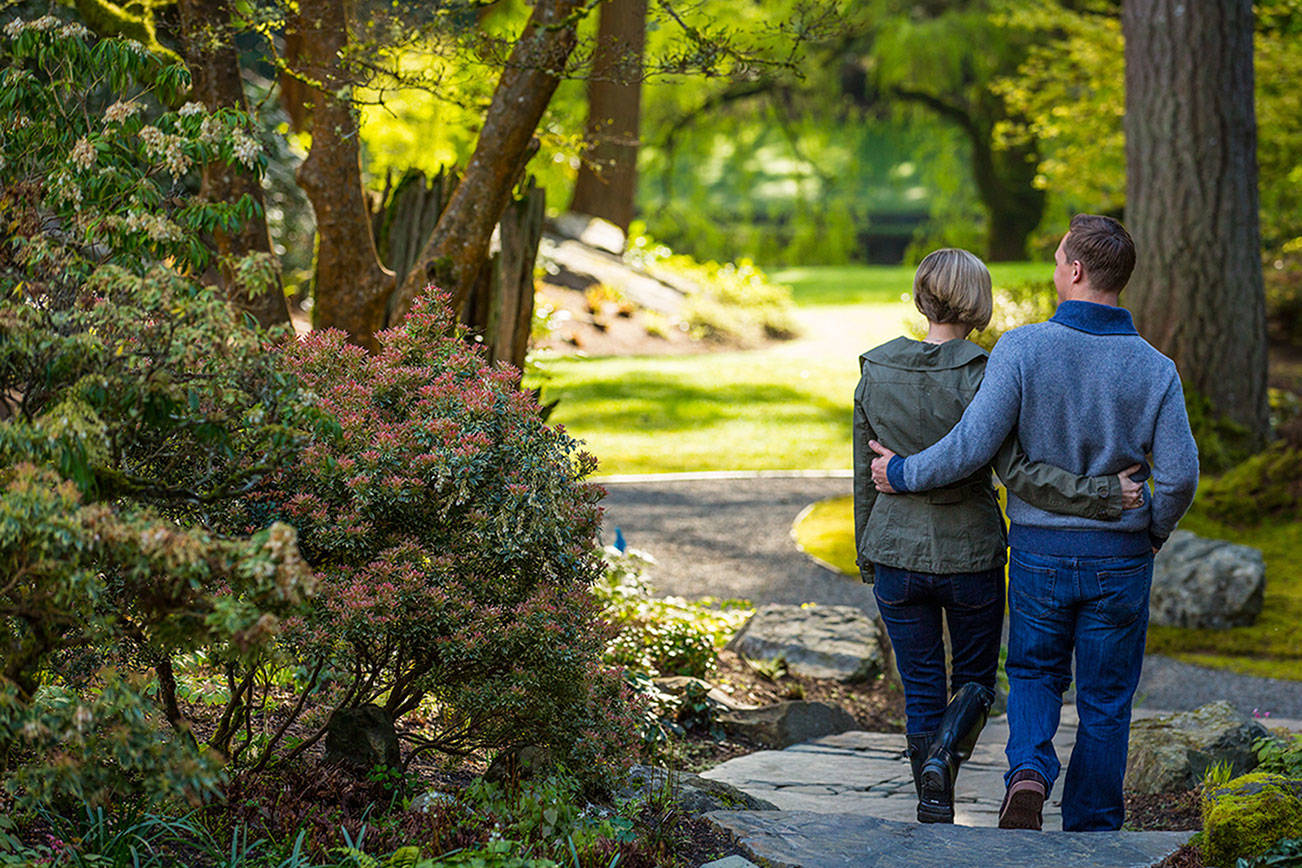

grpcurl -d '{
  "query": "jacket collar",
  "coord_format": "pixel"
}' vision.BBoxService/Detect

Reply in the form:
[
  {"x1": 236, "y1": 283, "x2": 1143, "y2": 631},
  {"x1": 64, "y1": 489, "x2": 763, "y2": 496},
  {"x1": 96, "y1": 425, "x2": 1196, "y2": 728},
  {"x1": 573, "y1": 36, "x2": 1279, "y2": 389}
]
[
  {"x1": 1050, "y1": 300, "x2": 1138, "y2": 335},
  {"x1": 860, "y1": 336, "x2": 987, "y2": 371}
]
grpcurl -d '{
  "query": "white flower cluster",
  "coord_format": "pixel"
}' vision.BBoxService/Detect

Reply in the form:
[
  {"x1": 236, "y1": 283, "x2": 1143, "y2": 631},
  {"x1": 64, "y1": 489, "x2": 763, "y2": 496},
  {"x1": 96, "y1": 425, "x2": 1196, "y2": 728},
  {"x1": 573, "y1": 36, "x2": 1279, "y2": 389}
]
[
  {"x1": 4, "y1": 15, "x2": 85, "y2": 39},
  {"x1": 199, "y1": 115, "x2": 222, "y2": 145},
  {"x1": 70, "y1": 137, "x2": 96, "y2": 171},
  {"x1": 178, "y1": 101, "x2": 206, "y2": 117},
  {"x1": 138, "y1": 125, "x2": 191, "y2": 177},
  {"x1": 48, "y1": 172, "x2": 82, "y2": 207},
  {"x1": 104, "y1": 100, "x2": 141, "y2": 124},
  {"x1": 59, "y1": 21, "x2": 91, "y2": 40},
  {"x1": 231, "y1": 128, "x2": 260, "y2": 168},
  {"x1": 124, "y1": 211, "x2": 183, "y2": 243}
]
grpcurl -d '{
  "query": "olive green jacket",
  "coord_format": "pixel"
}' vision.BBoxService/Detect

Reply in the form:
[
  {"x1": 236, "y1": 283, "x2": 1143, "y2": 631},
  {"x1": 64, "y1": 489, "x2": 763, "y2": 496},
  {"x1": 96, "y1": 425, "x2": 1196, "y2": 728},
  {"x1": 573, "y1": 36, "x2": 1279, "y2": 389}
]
[{"x1": 853, "y1": 337, "x2": 1123, "y2": 579}]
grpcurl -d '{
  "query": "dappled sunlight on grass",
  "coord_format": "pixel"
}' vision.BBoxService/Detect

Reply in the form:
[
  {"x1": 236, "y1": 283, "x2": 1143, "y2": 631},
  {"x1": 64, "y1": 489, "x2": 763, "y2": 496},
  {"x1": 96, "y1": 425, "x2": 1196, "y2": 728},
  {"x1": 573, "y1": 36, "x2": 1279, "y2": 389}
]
[{"x1": 533, "y1": 352, "x2": 859, "y2": 475}]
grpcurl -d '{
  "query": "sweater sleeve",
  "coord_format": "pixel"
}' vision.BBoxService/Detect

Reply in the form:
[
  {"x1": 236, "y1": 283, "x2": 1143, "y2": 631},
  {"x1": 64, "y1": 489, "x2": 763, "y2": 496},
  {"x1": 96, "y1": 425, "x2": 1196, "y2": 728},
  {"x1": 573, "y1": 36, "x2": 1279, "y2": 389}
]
[
  {"x1": 852, "y1": 372, "x2": 877, "y2": 582},
  {"x1": 1148, "y1": 373, "x2": 1200, "y2": 548},
  {"x1": 893, "y1": 337, "x2": 1023, "y2": 493}
]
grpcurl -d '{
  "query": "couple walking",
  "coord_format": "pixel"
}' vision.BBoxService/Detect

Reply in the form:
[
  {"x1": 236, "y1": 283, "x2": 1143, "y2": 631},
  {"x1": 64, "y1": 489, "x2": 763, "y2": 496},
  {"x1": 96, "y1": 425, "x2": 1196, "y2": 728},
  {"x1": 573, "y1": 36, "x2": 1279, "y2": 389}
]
[{"x1": 852, "y1": 214, "x2": 1200, "y2": 831}]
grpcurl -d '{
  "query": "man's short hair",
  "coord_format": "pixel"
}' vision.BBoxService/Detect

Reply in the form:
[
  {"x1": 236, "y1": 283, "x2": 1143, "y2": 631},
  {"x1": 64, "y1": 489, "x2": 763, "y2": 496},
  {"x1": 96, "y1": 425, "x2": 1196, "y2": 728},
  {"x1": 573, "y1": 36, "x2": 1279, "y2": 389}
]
[
  {"x1": 913, "y1": 248, "x2": 993, "y2": 330},
  {"x1": 1064, "y1": 214, "x2": 1136, "y2": 294}
]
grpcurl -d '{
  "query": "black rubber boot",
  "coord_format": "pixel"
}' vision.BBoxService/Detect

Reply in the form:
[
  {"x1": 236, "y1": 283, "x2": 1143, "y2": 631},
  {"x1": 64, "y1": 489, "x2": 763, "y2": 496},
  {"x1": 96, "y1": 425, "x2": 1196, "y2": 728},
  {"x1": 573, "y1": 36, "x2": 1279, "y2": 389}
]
[
  {"x1": 917, "y1": 682, "x2": 996, "y2": 824},
  {"x1": 906, "y1": 732, "x2": 934, "y2": 802}
]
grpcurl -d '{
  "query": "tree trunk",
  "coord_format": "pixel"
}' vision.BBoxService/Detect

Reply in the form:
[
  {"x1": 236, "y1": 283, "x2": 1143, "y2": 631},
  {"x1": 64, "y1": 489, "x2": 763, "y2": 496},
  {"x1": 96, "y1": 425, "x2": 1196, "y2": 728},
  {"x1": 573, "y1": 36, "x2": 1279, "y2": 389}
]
[
  {"x1": 891, "y1": 88, "x2": 1044, "y2": 262},
  {"x1": 569, "y1": 0, "x2": 646, "y2": 235},
  {"x1": 287, "y1": 0, "x2": 394, "y2": 351},
  {"x1": 176, "y1": 0, "x2": 290, "y2": 328},
  {"x1": 391, "y1": 0, "x2": 585, "y2": 323},
  {"x1": 1123, "y1": 0, "x2": 1268, "y2": 445}
]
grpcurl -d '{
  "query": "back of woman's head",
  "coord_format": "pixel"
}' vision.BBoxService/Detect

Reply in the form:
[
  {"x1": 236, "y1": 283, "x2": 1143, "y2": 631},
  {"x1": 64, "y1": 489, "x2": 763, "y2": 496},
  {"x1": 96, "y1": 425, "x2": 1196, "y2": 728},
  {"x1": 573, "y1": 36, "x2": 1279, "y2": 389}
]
[{"x1": 912, "y1": 248, "x2": 993, "y2": 330}]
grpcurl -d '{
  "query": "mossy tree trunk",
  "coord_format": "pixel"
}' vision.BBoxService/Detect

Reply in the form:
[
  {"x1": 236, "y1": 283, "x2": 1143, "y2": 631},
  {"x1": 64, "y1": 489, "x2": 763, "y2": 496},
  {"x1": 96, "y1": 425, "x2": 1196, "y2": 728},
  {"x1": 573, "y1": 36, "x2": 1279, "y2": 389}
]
[{"x1": 1123, "y1": 0, "x2": 1268, "y2": 446}]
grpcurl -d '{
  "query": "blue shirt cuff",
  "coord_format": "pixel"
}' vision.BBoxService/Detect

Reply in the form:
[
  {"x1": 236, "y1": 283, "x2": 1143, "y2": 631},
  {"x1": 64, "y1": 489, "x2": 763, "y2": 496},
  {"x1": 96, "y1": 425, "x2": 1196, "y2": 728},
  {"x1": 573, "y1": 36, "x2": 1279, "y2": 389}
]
[
  {"x1": 1149, "y1": 531, "x2": 1167, "y2": 552},
  {"x1": 887, "y1": 455, "x2": 911, "y2": 493}
]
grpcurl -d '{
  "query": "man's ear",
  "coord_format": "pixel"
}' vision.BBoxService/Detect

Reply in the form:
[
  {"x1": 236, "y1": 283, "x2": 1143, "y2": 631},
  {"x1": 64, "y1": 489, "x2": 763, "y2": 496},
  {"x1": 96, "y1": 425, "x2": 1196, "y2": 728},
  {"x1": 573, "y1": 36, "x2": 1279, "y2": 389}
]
[{"x1": 1072, "y1": 260, "x2": 1084, "y2": 285}]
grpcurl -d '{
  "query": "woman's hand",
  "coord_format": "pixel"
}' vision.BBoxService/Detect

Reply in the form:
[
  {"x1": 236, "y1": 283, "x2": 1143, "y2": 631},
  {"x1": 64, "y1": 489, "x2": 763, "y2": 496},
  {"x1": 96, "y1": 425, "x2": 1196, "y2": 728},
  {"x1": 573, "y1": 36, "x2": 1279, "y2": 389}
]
[{"x1": 1118, "y1": 464, "x2": 1144, "y2": 509}]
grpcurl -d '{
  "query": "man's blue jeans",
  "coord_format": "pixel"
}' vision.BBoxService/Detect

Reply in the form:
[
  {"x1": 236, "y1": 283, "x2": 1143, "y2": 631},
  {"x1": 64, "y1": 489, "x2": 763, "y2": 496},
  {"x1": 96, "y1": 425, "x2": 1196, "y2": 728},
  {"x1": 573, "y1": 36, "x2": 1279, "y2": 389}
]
[
  {"x1": 873, "y1": 563, "x2": 1004, "y2": 735},
  {"x1": 1005, "y1": 548, "x2": 1153, "y2": 832}
]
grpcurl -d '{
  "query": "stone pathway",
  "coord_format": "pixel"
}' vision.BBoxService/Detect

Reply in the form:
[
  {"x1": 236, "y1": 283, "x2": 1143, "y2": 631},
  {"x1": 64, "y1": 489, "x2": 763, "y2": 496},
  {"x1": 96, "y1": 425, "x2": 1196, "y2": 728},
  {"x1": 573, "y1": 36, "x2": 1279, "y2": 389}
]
[{"x1": 705, "y1": 812, "x2": 1188, "y2": 868}]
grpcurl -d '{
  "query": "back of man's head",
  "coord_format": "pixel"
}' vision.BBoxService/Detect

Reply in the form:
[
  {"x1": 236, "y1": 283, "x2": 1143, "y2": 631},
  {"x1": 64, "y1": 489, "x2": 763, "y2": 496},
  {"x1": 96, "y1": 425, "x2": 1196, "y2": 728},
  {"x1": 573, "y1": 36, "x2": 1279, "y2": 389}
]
[{"x1": 1064, "y1": 214, "x2": 1136, "y2": 294}]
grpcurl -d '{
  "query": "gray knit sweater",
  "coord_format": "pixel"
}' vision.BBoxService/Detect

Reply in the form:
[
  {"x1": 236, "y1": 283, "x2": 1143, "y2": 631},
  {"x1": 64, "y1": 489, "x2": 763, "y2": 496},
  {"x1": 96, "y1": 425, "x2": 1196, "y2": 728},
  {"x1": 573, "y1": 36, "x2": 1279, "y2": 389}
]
[{"x1": 886, "y1": 300, "x2": 1199, "y2": 555}]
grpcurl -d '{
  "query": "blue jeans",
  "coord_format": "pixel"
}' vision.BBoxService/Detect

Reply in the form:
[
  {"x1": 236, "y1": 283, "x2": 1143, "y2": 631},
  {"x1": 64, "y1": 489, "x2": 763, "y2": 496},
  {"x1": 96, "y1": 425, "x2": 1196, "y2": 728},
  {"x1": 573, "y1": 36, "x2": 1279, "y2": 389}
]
[
  {"x1": 873, "y1": 563, "x2": 1004, "y2": 736},
  {"x1": 1004, "y1": 548, "x2": 1153, "y2": 832}
]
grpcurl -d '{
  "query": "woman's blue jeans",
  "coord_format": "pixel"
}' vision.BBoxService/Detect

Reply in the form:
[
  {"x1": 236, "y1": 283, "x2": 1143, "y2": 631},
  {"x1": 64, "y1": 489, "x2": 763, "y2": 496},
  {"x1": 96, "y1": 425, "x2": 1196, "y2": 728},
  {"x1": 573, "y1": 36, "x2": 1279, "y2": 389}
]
[
  {"x1": 1004, "y1": 548, "x2": 1153, "y2": 832},
  {"x1": 872, "y1": 563, "x2": 1004, "y2": 736}
]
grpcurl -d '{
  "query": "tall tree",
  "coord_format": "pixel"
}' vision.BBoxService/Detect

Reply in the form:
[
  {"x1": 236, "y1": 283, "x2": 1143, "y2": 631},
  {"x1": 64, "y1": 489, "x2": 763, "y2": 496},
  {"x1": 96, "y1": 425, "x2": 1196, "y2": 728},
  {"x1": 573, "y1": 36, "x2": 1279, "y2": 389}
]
[
  {"x1": 392, "y1": 0, "x2": 586, "y2": 321},
  {"x1": 569, "y1": 0, "x2": 648, "y2": 235},
  {"x1": 177, "y1": 0, "x2": 290, "y2": 329},
  {"x1": 1124, "y1": 0, "x2": 1268, "y2": 444}
]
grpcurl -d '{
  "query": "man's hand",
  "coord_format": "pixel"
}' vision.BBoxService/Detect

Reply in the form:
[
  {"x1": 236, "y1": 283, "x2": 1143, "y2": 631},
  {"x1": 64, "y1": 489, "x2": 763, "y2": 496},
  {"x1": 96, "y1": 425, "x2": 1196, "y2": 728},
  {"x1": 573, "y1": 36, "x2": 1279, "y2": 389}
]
[
  {"x1": 869, "y1": 440, "x2": 898, "y2": 493},
  {"x1": 1118, "y1": 464, "x2": 1144, "y2": 509}
]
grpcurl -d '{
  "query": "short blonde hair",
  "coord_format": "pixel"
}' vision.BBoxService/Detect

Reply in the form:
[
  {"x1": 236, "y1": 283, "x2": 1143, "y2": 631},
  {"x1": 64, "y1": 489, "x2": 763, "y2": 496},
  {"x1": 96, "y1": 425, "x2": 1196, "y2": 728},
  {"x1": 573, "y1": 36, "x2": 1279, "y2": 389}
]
[{"x1": 912, "y1": 248, "x2": 992, "y2": 330}]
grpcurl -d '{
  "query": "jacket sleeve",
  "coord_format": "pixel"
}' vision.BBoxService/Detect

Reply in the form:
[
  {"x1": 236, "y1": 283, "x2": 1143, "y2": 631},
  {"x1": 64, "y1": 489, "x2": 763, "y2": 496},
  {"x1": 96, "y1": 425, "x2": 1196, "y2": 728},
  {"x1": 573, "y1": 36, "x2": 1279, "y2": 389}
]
[
  {"x1": 852, "y1": 372, "x2": 877, "y2": 582},
  {"x1": 1148, "y1": 373, "x2": 1200, "y2": 549},
  {"x1": 991, "y1": 431, "x2": 1123, "y2": 520},
  {"x1": 888, "y1": 335, "x2": 1022, "y2": 493}
]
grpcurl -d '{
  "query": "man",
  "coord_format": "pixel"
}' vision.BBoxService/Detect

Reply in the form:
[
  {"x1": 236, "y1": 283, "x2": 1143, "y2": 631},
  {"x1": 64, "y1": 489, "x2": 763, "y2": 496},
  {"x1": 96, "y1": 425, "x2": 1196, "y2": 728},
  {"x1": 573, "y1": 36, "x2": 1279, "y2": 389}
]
[{"x1": 867, "y1": 214, "x2": 1199, "y2": 832}]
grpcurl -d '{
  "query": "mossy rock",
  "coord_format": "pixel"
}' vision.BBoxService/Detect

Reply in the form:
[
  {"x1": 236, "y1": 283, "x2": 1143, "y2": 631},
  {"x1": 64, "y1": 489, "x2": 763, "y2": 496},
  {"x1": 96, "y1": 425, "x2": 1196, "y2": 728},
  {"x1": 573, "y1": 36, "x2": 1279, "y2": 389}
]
[
  {"x1": 1199, "y1": 445, "x2": 1302, "y2": 525},
  {"x1": 1202, "y1": 772, "x2": 1302, "y2": 867}
]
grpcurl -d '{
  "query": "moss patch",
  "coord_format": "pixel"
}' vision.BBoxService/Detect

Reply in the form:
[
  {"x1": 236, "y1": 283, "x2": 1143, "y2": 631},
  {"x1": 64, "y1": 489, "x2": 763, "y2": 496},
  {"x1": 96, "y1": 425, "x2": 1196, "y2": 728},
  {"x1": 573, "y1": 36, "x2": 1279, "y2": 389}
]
[
  {"x1": 792, "y1": 496, "x2": 859, "y2": 575},
  {"x1": 1202, "y1": 772, "x2": 1302, "y2": 867},
  {"x1": 1197, "y1": 444, "x2": 1302, "y2": 525}
]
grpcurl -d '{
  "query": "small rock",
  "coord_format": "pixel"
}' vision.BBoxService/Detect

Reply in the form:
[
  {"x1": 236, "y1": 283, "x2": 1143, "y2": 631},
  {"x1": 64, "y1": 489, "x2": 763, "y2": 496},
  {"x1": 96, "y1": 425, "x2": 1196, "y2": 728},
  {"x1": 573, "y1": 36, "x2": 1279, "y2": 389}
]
[
  {"x1": 1151, "y1": 530, "x2": 1265, "y2": 628},
  {"x1": 719, "y1": 700, "x2": 858, "y2": 748},
  {"x1": 699, "y1": 857, "x2": 760, "y2": 868},
  {"x1": 726, "y1": 604, "x2": 884, "y2": 682},
  {"x1": 409, "y1": 790, "x2": 455, "y2": 813},
  {"x1": 654, "y1": 675, "x2": 758, "y2": 711},
  {"x1": 1125, "y1": 701, "x2": 1270, "y2": 794},
  {"x1": 323, "y1": 704, "x2": 400, "y2": 773},
  {"x1": 551, "y1": 212, "x2": 626, "y2": 256},
  {"x1": 619, "y1": 764, "x2": 778, "y2": 813}
]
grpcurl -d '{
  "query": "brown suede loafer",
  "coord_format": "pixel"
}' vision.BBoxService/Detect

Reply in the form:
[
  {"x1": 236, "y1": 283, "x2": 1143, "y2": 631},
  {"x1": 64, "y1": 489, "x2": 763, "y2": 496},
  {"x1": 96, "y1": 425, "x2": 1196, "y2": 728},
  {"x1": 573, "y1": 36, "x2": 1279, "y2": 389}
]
[{"x1": 998, "y1": 769, "x2": 1047, "y2": 830}]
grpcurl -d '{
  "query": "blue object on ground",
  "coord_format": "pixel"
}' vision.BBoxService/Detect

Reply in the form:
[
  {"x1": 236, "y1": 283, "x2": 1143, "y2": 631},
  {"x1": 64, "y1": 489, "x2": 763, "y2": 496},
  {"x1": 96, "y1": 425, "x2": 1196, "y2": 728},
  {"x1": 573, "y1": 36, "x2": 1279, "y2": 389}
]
[{"x1": 614, "y1": 527, "x2": 626, "y2": 553}]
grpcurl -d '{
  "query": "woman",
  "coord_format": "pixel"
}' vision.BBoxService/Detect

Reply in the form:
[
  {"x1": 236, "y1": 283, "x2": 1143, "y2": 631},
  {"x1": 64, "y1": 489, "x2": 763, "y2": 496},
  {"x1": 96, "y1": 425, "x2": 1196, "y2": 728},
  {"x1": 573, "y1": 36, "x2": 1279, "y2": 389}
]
[{"x1": 852, "y1": 248, "x2": 1140, "y2": 824}]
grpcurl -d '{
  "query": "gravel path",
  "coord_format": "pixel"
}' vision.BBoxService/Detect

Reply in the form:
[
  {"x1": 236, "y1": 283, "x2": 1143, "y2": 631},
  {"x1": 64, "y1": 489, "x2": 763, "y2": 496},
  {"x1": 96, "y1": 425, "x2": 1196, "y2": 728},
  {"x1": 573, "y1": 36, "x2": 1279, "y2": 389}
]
[{"x1": 600, "y1": 474, "x2": 1302, "y2": 718}]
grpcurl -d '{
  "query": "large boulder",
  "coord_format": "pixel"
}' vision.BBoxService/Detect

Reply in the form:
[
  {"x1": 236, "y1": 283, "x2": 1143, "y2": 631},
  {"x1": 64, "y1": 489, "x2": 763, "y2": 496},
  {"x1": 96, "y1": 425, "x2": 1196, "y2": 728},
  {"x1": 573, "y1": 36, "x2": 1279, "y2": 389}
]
[
  {"x1": 718, "y1": 700, "x2": 858, "y2": 749},
  {"x1": 323, "y1": 704, "x2": 400, "y2": 773},
  {"x1": 1125, "y1": 701, "x2": 1270, "y2": 794},
  {"x1": 1202, "y1": 772, "x2": 1302, "y2": 867},
  {"x1": 726, "y1": 604, "x2": 885, "y2": 683},
  {"x1": 619, "y1": 764, "x2": 779, "y2": 814},
  {"x1": 1150, "y1": 531, "x2": 1265, "y2": 628}
]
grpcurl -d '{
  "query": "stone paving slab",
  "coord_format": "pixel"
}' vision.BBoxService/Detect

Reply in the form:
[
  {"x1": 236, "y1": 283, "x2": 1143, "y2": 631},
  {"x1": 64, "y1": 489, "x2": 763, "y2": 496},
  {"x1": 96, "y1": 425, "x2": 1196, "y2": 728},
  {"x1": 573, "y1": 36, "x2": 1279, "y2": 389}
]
[
  {"x1": 702, "y1": 709, "x2": 1302, "y2": 832},
  {"x1": 701, "y1": 711, "x2": 1079, "y2": 829},
  {"x1": 705, "y1": 811, "x2": 1188, "y2": 868}
]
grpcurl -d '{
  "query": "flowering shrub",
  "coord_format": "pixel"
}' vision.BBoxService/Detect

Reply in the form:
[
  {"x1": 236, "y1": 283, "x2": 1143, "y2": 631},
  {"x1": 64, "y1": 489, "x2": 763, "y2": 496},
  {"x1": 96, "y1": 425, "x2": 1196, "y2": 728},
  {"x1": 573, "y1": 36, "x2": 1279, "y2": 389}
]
[
  {"x1": 225, "y1": 297, "x2": 640, "y2": 791},
  {"x1": 0, "y1": 18, "x2": 316, "y2": 808}
]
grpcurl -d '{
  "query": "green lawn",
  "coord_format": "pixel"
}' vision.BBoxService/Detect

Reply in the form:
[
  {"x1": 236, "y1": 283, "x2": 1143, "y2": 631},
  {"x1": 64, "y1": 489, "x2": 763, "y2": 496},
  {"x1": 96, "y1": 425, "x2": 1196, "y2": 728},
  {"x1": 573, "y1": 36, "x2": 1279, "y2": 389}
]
[
  {"x1": 792, "y1": 494, "x2": 1302, "y2": 682},
  {"x1": 531, "y1": 351, "x2": 860, "y2": 475},
  {"x1": 773, "y1": 262, "x2": 1050, "y2": 307}
]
